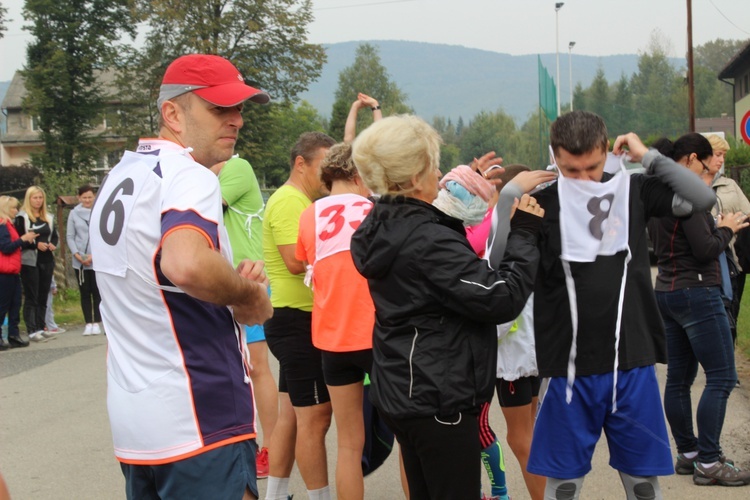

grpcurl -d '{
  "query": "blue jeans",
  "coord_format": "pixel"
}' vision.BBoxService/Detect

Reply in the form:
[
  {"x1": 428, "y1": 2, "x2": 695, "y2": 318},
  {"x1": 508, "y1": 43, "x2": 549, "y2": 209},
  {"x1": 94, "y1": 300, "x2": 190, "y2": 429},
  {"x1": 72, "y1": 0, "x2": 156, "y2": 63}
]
[{"x1": 657, "y1": 286, "x2": 736, "y2": 463}]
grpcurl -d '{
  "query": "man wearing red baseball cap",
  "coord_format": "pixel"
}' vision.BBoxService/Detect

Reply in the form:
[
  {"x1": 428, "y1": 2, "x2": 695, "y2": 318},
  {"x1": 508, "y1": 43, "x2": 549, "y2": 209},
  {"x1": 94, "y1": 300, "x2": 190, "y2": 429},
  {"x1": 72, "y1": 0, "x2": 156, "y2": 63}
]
[{"x1": 90, "y1": 54, "x2": 273, "y2": 500}]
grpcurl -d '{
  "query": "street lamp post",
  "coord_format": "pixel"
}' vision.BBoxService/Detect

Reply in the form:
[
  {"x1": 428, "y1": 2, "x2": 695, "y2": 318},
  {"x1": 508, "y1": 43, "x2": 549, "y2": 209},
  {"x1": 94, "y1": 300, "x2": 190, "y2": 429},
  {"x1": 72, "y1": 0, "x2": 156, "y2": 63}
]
[
  {"x1": 555, "y1": 2, "x2": 564, "y2": 117},
  {"x1": 568, "y1": 41, "x2": 576, "y2": 111}
]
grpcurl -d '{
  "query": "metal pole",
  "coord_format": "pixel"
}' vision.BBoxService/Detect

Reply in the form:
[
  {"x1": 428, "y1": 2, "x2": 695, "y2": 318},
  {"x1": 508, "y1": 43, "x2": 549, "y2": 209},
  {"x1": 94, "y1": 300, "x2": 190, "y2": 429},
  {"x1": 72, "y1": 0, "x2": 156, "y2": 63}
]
[
  {"x1": 687, "y1": 0, "x2": 695, "y2": 132},
  {"x1": 569, "y1": 41, "x2": 575, "y2": 111},
  {"x1": 555, "y1": 3, "x2": 564, "y2": 117}
]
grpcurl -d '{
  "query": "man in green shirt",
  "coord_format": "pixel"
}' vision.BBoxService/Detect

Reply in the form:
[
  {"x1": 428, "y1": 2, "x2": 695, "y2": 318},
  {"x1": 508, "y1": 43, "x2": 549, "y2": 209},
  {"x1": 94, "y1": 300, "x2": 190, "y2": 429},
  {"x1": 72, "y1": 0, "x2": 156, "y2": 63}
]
[
  {"x1": 219, "y1": 156, "x2": 277, "y2": 480},
  {"x1": 262, "y1": 132, "x2": 335, "y2": 500}
]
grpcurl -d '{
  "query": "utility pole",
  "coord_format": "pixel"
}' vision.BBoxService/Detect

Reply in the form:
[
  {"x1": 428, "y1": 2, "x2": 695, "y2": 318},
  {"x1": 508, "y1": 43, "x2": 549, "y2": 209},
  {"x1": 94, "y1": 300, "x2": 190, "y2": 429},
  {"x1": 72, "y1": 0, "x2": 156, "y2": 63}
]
[
  {"x1": 569, "y1": 41, "x2": 576, "y2": 111},
  {"x1": 687, "y1": 0, "x2": 695, "y2": 132},
  {"x1": 555, "y1": 2, "x2": 564, "y2": 117}
]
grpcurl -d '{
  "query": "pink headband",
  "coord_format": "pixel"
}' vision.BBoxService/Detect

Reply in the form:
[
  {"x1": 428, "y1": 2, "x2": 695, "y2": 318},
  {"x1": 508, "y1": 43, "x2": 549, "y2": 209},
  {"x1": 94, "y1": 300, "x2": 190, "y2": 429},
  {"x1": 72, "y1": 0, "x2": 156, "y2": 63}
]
[{"x1": 439, "y1": 165, "x2": 494, "y2": 202}]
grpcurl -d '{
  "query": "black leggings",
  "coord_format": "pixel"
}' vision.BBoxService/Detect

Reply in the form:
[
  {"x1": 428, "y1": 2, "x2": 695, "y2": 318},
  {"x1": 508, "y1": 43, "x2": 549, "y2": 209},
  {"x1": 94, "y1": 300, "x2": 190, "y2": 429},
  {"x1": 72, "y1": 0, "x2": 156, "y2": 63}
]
[
  {"x1": 381, "y1": 411, "x2": 480, "y2": 500},
  {"x1": 75, "y1": 268, "x2": 101, "y2": 323},
  {"x1": 20, "y1": 262, "x2": 55, "y2": 333}
]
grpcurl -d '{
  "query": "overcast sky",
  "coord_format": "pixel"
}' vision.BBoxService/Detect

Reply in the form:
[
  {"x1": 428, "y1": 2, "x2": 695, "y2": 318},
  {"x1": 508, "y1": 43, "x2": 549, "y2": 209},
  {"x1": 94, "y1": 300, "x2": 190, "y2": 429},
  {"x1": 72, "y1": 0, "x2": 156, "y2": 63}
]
[{"x1": 1, "y1": 0, "x2": 749, "y2": 82}]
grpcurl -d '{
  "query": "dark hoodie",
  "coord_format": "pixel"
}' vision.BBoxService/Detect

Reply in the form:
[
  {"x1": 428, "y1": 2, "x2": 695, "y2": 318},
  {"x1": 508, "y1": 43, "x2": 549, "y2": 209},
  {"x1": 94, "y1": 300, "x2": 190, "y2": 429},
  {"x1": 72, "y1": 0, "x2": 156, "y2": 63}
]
[{"x1": 350, "y1": 195, "x2": 541, "y2": 418}]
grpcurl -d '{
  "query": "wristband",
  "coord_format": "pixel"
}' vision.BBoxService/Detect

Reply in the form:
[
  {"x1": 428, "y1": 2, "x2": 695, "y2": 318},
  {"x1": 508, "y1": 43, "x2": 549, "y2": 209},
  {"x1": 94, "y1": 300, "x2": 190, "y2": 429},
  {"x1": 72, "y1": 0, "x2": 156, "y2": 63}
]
[{"x1": 371, "y1": 105, "x2": 381, "y2": 111}]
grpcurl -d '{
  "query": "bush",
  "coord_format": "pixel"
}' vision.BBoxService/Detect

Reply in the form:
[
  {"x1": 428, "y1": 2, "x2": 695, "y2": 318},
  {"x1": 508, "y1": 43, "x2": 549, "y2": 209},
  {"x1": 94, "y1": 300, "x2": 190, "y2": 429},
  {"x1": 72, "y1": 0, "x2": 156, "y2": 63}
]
[
  {"x1": 0, "y1": 165, "x2": 40, "y2": 196},
  {"x1": 727, "y1": 136, "x2": 750, "y2": 167}
]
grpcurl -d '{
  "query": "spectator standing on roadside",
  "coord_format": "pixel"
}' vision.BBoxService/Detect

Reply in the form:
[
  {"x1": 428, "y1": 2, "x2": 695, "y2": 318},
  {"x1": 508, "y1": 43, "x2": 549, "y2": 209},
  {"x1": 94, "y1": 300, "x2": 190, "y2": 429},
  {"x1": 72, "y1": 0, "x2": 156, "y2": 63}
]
[
  {"x1": 89, "y1": 53, "x2": 273, "y2": 500},
  {"x1": 703, "y1": 134, "x2": 750, "y2": 335},
  {"x1": 15, "y1": 185, "x2": 59, "y2": 343},
  {"x1": 67, "y1": 184, "x2": 101, "y2": 336},
  {"x1": 0, "y1": 195, "x2": 37, "y2": 350},
  {"x1": 649, "y1": 133, "x2": 750, "y2": 487}
]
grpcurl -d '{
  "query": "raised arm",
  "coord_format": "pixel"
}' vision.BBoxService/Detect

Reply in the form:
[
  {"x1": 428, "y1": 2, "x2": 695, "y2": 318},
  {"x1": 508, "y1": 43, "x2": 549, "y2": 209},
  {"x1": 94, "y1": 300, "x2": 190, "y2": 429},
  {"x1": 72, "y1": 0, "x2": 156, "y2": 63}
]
[
  {"x1": 613, "y1": 132, "x2": 716, "y2": 215},
  {"x1": 344, "y1": 93, "x2": 382, "y2": 143},
  {"x1": 486, "y1": 170, "x2": 556, "y2": 267}
]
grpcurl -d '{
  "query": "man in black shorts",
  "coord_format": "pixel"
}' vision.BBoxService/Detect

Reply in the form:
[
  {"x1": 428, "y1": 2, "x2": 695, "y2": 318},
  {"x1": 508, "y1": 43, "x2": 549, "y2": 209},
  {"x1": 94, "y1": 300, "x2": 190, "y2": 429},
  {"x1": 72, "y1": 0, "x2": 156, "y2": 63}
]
[{"x1": 262, "y1": 132, "x2": 335, "y2": 500}]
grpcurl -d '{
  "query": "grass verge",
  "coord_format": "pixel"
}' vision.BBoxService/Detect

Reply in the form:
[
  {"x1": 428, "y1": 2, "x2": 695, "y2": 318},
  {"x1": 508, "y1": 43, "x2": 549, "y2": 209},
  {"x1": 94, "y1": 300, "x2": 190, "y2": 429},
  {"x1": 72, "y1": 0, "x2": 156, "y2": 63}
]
[{"x1": 50, "y1": 287, "x2": 85, "y2": 327}]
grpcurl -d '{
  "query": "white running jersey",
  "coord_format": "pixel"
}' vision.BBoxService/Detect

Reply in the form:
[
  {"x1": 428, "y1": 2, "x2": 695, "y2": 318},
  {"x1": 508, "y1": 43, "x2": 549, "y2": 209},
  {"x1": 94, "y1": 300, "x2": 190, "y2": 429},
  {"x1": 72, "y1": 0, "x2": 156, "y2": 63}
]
[{"x1": 90, "y1": 139, "x2": 255, "y2": 464}]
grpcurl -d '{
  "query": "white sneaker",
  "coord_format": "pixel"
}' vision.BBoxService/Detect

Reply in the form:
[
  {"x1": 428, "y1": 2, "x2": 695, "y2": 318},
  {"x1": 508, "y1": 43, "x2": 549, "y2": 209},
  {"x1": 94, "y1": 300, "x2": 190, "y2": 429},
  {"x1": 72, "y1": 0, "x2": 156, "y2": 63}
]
[
  {"x1": 92, "y1": 323, "x2": 102, "y2": 335},
  {"x1": 29, "y1": 331, "x2": 48, "y2": 343},
  {"x1": 83, "y1": 324, "x2": 93, "y2": 336},
  {"x1": 42, "y1": 329, "x2": 59, "y2": 339}
]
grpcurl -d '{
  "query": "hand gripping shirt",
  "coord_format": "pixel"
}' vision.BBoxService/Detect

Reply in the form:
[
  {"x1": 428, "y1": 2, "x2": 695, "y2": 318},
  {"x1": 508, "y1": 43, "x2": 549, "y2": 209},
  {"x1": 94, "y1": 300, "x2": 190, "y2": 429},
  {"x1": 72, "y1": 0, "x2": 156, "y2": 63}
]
[{"x1": 89, "y1": 139, "x2": 255, "y2": 464}]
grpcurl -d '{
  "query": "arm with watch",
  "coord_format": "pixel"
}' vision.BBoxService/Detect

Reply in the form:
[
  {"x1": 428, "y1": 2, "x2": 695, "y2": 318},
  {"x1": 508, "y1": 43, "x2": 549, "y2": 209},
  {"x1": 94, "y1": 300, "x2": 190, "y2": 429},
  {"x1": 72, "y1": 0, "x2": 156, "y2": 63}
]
[{"x1": 344, "y1": 92, "x2": 382, "y2": 142}]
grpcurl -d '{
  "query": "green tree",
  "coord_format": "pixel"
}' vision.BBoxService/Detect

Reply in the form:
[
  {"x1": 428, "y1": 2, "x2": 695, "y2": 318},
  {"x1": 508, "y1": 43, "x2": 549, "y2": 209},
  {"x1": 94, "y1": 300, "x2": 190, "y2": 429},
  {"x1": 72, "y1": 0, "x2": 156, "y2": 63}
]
[
  {"x1": 584, "y1": 67, "x2": 610, "y2": 121},
  {"x1": 439, "y1": 143, "x2": 461, "y2": 173},
  {"x1": 245, "y1": 99, "x2": 326, "y2": 188},
  {"x1": 458, "y1": 110, "x2": 518, "y2": 165},
  {"x1": 630, "y1": 32, "x2": 685, "y2": 136},
  {"x1": 694, "y1": 38, "x2": 747, "y2": 74},
  {"x1": 116, "y1": 0, "x2": 326, "y2": 182},
  {"x1": 0, "y1": 1, "x2": 8, "y2": 38},
  {"x1": 572, "y1": 83, "x2": 585, "y2": 112},
  {"x1": 692, "y1": 38, "x2": 747, "y2": 119},
  {"x1": 328, "y1": 43, "x2": 411, "y2": 141},
  {"x1": 694, "y1": 65, "x2": 731, "y2": 118},
  {"x1": 609, "y1": 74, "x2": 635, "y2": 136},
  {"x1": 22, "y1": 0, "x2": 136, "y2": 173},
  {"x1": 135, "y1": 0, "x2": 324, "y2": 101}
]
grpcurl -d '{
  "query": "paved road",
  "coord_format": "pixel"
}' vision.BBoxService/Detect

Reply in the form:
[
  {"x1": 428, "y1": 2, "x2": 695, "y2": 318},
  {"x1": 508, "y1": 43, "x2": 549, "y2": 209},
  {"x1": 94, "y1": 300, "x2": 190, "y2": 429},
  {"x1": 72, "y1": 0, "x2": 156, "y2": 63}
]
[{"x1": 1, "y1": 326, "x2": 750, "y2": 499}]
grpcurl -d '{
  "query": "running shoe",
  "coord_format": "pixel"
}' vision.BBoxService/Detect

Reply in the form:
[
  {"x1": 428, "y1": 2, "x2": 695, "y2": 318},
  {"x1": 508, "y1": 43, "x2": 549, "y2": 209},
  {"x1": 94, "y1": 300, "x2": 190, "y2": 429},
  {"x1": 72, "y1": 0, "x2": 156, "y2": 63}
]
[
  {"x1": 675, "y1": 452, "x2": 733, "y2": 475},
  {"x1": 256, "y1": 446, "x2": 269, "y2": 479},
  {"x1": 694, "y1": 461, "x2": 750, "y2": 486},
  {"x1": 29, "y1": 331, "x2": 48, "y2": 343}
]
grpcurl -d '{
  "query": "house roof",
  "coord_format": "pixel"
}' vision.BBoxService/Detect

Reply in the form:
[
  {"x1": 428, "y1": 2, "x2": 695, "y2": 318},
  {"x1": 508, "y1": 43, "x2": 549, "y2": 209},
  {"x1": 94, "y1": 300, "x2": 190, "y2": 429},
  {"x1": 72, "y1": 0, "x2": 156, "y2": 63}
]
[
  {"x1": 719, "y1": 39, "x2": 750, "y2": 80},
  {"x1": 1, "y1": 69, "x2": 122, "y2": 110}
]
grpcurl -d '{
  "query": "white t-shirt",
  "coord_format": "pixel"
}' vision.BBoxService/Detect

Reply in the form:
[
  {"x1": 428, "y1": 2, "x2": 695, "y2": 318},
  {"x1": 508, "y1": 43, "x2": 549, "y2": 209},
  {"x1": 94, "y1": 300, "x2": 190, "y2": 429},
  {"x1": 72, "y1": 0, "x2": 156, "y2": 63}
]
[{"x1": 90, "y1": 139, "x2": 255, "y2": 464}]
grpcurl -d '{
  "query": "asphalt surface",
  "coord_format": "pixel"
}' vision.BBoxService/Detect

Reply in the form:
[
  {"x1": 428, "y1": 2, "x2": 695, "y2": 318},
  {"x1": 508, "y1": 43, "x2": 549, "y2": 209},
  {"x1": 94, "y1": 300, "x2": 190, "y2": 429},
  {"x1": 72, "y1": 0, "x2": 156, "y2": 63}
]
[{"x1": 2, "y1": 325, "x2": 750, "y2": 499}]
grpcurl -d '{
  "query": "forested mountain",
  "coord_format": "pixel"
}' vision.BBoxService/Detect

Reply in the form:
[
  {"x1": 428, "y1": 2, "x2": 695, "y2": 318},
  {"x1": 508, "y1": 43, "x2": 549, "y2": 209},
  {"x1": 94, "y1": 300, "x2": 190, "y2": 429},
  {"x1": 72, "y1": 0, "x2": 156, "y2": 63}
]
[{"x1": 298, "y1": 40, "x2": 675, "y2": 124}]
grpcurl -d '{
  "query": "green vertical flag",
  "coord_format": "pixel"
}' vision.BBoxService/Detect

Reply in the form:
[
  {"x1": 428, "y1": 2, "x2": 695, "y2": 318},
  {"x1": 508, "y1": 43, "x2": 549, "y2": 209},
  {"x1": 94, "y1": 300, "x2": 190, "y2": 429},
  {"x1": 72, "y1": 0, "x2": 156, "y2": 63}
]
[{"x1": 538, "y1": 56, "x2": 558, "y2": 122}]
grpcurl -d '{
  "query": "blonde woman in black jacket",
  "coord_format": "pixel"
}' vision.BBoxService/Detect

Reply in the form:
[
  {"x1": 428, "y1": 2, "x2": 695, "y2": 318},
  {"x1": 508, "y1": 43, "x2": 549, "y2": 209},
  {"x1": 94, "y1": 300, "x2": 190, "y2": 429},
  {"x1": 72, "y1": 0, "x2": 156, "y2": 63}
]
[
  {"x1": 350, "y1": 115, "x2": 545, "y2": 500},
  {"x1": 14, "y1": 186, "x2": 58, "y2": 342}
]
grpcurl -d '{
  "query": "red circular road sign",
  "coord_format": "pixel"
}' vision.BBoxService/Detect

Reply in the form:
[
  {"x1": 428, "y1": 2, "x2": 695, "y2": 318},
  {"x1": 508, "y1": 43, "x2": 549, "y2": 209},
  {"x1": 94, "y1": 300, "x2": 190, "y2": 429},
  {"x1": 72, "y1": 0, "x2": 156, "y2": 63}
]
[{"x1": 741, "y1": 110, "x2": 750, "y2": 145}]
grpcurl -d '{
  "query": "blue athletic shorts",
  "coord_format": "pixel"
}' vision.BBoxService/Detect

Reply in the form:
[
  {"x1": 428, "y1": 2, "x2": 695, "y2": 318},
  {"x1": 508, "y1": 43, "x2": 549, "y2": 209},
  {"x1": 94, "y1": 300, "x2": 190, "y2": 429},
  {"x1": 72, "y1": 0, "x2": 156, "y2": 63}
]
[
  {"x1": 120, "y1": 439, "x2": 258, "y2": 500},
  {"x1": 245, "y1": 324, "x2": 266, "y2": 343},
  {"x1": 244, "y1": 286, "x2": 270, "y2": 343},
  {"x1": 528, "y1": 366, "x2": 673, "y2": 479}
]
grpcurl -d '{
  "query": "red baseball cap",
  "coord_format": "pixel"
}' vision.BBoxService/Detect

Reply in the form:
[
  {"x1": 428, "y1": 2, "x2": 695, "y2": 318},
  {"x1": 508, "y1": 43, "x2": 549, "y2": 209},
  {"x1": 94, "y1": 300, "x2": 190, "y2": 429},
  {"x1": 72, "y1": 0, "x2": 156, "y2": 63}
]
[{"x1": 158, "y1": 54, "x2": 270, "y2": 109}]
